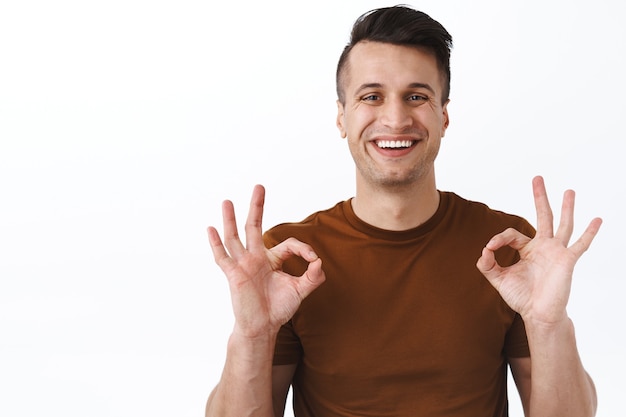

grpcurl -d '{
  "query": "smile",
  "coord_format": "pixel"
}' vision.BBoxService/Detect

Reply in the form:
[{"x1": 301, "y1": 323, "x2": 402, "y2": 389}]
[{"x1": 375, "y1": 140, "x2": 417, "y2": 149}]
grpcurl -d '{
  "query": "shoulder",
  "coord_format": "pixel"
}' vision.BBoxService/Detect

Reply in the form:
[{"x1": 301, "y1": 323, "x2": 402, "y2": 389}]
[
  {"x1": 263, "y1": 200, "x2": 349, "y2": 247},
  {"x1": 441, "y1": 191, "x2": 535, "y2": 238}
]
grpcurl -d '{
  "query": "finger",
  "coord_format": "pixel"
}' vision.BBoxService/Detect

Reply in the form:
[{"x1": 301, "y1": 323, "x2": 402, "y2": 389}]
[
  {"x1": 207, "y1": 226, "x2": 235, "y2": 272},
  {"x1": 554, "y1": 189, "x2": 575, "y2": 246},
  {"x1": 484, "y1": 228, "x2": 532, "y2": 252},
  {"x1": 245, "y1": 185, "x2": 266, "y2": 251},
  {"x1": 221, "y1": 199, "x2": 245, "y2": 258},
  {"x1": 532, "y1": 176, "x2": 555, "y2": 238},
  {"x1": 569, "y1": 217, "x2": 603, "y2": 259},
  {"x1": 295, "y1": 258, "x2": 326, "y2": 300},
  {"x1": 476, "y1": 246, "x2": 505, "y2": 287},
  {"x1": 269, "y1": 237, "x2": 320, "y2": 265}
]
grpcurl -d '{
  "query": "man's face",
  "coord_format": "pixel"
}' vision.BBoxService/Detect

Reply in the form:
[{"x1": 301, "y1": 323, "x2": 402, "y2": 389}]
[{"x1": 336, "y1": 41, "x2": 449, "y2": 189}]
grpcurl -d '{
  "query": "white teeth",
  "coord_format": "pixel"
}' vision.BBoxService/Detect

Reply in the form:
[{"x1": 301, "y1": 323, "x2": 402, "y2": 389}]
[{"x1": 376, "y1": 140, "x2": 413, "y2": 149}]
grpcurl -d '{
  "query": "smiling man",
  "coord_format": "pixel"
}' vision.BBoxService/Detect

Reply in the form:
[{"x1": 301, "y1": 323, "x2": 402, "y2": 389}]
[
  {"x1": 205, "y1": 6, "x2": 601, "y2": 417},
  {"x1": 337, "y1": 41, "x2": 448, "y2": 230}
]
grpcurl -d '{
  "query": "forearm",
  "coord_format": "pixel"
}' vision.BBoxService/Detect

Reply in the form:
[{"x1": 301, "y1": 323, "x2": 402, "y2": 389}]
[
  {"x1": 205, "y1": 330, "x2": 278, "y2": 417},
  {"x1": 525, "y1": 317, "x2": 597, "y2": 417}
]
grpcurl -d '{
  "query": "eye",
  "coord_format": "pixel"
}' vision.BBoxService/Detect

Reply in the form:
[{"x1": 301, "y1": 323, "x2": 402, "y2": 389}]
[
  {"x1": 361, "y1": 94, "x2": 381, "y2": 102},
  {"x1": 407, "y1": 94, "x2": 428, "y2": 102}
]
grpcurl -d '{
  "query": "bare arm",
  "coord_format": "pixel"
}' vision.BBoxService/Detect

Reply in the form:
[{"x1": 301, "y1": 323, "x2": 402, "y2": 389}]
[
  {"x1": 478, "y1": 176, "x2": 601, "y2": 417},
  {"x1": 510, "y1": 354, "x2": 597, "y2": 417},
  {"x1": 205, "y1": 344, "x2": 297, "y2": 417},
  {"x1": 205, "y1": 185, "x2": 325, "y2": 417},
  {"x1": 205, "y1": 331, "x2": 277, "y2": 417}
]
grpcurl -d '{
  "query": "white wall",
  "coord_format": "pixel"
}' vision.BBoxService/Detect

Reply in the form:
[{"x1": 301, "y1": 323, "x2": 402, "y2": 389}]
[{"x1": 1, "y1": 1, "x2": 624, "y2": 416}]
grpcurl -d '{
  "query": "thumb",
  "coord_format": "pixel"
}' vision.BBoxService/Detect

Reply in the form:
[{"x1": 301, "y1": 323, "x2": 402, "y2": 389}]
[
  {"x1": 296, "y1": 258, "x2": 326, "y2": 300},
  {"x1": 476, "y1": 247, "x2": 504, "y2": 286}
]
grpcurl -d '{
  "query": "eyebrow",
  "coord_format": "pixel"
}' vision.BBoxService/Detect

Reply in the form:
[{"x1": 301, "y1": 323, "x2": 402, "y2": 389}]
[
  {"x1": 354, "y1": 82, "x2": 436, "y2": 96},
  {"x1": 408, "y1": 82, "x2": 436, "y2": 94}
]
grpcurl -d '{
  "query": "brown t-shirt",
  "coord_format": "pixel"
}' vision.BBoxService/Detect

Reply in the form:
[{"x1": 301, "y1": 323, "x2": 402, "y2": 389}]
[{"x1": 264, "y1": 192, "x2": 534, "y2": 417}]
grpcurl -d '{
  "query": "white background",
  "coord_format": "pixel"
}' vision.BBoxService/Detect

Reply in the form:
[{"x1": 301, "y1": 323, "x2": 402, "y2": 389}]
[{"x1": 1, "y1": 0, "x2": 624, "y2": 416}]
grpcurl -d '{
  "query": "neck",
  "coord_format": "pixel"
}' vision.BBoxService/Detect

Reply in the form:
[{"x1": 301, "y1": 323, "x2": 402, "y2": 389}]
[{"x1": 351, "y1": 174, "x2": 440, "y2": 231}]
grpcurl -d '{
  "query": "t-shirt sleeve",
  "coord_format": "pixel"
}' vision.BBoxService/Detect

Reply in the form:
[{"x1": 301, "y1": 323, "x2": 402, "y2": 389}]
[
  {"x1": 273, "y1": 320, "x2": 303, "y2": 365},
  {"x1": 504, "y1": 312, "x2": 530, "y2": 358}
]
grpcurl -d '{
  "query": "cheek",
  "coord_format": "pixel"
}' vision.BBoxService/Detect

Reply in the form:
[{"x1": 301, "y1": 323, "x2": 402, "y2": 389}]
[{"x1": 346, "y1": 109, "x2": 377, "y2": 139}]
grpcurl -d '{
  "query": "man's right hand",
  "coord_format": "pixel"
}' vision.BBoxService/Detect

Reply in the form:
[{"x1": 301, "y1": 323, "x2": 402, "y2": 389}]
[{"x1": 208, "y1": 184, "x2": 326, "y2": 339}]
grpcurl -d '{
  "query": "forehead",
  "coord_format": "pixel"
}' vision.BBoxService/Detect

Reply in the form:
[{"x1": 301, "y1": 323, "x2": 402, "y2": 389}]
[{"x1": 344, "y1": 41, "x2": 442, "y2": 94}]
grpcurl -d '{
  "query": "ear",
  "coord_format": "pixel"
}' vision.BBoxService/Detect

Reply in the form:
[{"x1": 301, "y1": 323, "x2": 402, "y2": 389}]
[
  {"x1": 336, "y1": 100, "x2": 347, "y2": 138},
  {"x1": 440, "y1": 99, "x2": 450, "y2": 137}
]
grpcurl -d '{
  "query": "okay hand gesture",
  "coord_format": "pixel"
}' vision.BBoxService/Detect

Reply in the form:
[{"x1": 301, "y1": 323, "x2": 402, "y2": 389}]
[
  {"x1": 476, "y1": 176, "x2": 602, "y2": 325},
  {"x1": 208, "y1": 185, "x2": 326, "y2": 339}
]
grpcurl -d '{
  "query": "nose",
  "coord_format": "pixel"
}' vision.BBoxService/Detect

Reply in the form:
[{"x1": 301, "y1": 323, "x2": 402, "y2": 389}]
[{"x1": 380, "y1": 98, "x2": 412, "y2": 131}]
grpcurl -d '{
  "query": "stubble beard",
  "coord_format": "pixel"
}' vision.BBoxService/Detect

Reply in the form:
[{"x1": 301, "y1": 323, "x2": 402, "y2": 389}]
[
  {"x1": 362, "y1": 162, "x2": 429, "y2": 190},
  {"x1": 351, "y1": 142, "x2": 439, "y2": 191}
]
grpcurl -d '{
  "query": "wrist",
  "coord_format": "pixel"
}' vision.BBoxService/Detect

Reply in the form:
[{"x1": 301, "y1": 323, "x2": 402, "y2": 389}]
[
  {"x1": 520, "y1": 308, "x2": 570, "y2": 331},
  {"x1": 228, "y1": 325, "x2": 278, "y2": 357},
  {"x1": 523, "y1": 314, "x2": 577, "y2": 349},
  {"x1": 231, "y1": 319, "x2": 281, "y2": 340}
]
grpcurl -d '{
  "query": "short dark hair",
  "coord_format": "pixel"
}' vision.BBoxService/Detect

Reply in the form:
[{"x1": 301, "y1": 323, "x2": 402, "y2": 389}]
[{"x1": 336, "y1": 5, "x2": 453, "y2": 105}]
